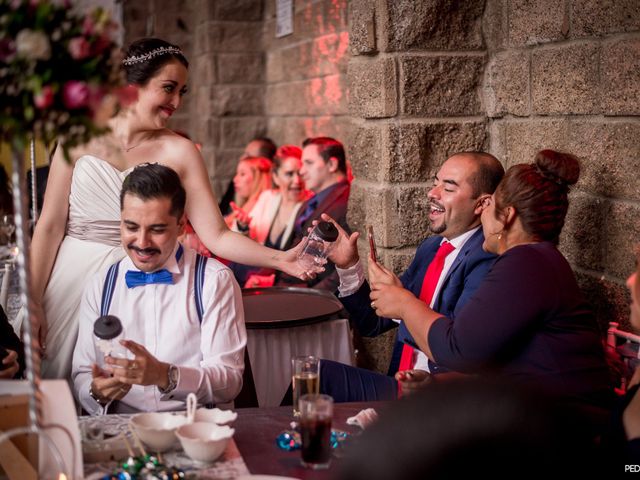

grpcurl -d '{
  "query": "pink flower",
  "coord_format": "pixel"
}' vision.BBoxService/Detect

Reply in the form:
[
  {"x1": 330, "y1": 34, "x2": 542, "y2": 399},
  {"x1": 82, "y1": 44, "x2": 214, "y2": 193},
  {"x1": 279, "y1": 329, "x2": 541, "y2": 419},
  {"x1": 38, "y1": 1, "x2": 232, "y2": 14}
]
[
  {"x1": 34, "y1": 85, "x2": 54, "y2": 109},
  {"x1": 68, "y1": 37, "x2": 90, "y2": 60},
  {"x1": 82, "y1": 16, "x2": 94, "y2": 36},
  {"x1": 62, "y1": 81, "x2": 90, "y2": 109}
]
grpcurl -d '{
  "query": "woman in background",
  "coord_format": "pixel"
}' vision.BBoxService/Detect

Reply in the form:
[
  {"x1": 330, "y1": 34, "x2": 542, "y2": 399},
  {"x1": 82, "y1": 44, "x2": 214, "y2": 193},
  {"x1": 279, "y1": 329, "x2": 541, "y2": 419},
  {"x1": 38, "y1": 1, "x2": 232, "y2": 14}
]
[{"x1": 225, "y1": 156, "x2": 272, "y2": 230}]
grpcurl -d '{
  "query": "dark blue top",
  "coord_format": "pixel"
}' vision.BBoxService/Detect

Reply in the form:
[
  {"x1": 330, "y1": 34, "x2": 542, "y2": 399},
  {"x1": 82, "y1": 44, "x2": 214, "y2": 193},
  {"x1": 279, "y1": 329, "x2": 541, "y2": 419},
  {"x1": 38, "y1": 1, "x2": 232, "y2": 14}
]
[{"x1": 429, "y1": 242, "x2": 613, "y2": 405}]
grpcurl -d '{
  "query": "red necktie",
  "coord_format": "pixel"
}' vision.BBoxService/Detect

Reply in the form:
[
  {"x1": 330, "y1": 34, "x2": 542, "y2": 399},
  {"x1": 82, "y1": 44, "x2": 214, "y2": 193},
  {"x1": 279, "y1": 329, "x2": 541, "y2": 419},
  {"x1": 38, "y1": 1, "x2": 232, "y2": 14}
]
[{"x1": 397, "y1": 241, "x2": 455, "y2": 378}]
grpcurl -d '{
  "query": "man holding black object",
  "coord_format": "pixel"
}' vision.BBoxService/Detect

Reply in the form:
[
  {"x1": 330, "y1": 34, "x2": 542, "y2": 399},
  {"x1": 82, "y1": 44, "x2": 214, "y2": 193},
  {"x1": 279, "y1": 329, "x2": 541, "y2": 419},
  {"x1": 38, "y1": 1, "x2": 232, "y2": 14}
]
[
  {"x1": 72, "y1": 164, "x2": 246, "y2": 414},
  {"x1": 321, "y1": 152, "x2": 504, "y2": 400}
]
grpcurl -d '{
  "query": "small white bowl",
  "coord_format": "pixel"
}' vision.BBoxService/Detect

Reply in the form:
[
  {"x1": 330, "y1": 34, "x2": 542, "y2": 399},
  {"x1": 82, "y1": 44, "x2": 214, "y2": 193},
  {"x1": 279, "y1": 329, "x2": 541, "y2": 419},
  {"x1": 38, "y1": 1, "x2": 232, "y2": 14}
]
[
  {"x1": 176, "y1": 422, "x2": 234, "y2": 464},
  {"x1": 192, "y1": 407, "x2": 238, "y2": 425},
  {"x1": 130, "y1": 412, "x2": 190, "y2": 452}
]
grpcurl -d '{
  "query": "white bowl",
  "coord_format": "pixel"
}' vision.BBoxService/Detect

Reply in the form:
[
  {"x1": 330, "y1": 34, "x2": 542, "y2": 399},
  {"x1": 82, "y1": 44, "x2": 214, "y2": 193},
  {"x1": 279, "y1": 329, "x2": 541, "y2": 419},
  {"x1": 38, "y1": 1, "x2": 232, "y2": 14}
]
[
  {"x1": 130, "y1": 412, "x2": 190, "y2": 452},
  {"x1": 192, "y1": 407, "x2": 238, "y2": 425},
  {"x1": 176, "y1": 422, "x2": 235, "y2": 464}
]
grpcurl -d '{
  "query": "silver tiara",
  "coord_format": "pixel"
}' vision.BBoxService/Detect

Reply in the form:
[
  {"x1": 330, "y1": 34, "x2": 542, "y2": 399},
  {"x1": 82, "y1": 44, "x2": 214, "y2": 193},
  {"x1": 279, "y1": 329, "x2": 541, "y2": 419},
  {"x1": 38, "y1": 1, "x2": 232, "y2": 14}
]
[{"x1": 122, "y1": 46, "x2": 183, "y2": 66}]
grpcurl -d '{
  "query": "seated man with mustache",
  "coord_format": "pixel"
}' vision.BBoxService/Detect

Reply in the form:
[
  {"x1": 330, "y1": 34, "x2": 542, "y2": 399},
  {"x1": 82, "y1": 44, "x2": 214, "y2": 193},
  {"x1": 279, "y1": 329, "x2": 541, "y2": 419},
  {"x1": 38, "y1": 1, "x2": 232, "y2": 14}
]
[
  {"x1": 320, "y1": 152, "x2": 504, "y2": 401},
  {"x1": 72, "y1": 163, "x2": 246, "y2": 414}
]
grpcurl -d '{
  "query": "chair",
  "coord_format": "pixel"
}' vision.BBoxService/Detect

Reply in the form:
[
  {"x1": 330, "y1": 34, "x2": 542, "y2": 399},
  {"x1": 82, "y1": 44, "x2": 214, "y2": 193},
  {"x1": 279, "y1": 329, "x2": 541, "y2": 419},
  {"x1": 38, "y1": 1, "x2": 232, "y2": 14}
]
[{"x1": 234, "y1": 348, "x2": 258, "y2": 408}]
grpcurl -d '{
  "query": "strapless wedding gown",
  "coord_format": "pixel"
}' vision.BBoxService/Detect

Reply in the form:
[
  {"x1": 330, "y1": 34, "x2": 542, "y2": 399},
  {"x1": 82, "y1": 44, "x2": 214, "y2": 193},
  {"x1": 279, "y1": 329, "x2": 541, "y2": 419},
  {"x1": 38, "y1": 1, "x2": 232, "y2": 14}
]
[{"x1": 42, "y1": 155, "x2": 131, "y2": 379}]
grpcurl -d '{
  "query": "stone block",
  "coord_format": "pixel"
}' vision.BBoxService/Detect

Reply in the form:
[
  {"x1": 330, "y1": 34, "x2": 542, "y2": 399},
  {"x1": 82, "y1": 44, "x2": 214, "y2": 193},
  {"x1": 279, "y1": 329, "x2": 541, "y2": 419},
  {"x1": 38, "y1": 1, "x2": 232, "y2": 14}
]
[
  {"x1": 192, "y1": 118, "x2": 220, "y2": 148},
  {"x1": 266, "y1": 33, "x2": 348, "y2": 83},
  {"x1": 383, "y1": 186, "x2": 431, "y2": 248},
  {"x1": 568, "y1": 121, "x2": 640, "y2": 201},
  {"x1": 484, "y1": 50, "x2": 530, "y2": 118},
  {"x1": 193, "y1": 85, "x2": 213, "y2": 118},
  {"x1": 154, "y1": 11, "x2": 192, "y2": 36},
  {"x1": 349, "y1": 0, "x2": 376, "y2": 55},
  {"x1": 384, "y1": 0, "x2": 484, "y2": 51},
  {"x1": 266, "y1": 75, "x2": 348, "y2": 116},
  {"x1": 346, "y1": 181, "x2": 368, "y2": 236},
  {"x1": 502, "y1": 119, "x2": 571, "y2": 167},
  {"x1": 217, "y1": 53, "x2": 264, "y2": 84},
  {"x1": 575, "y1": 272, "x2": 632, "y2": 332},
  {"x1": 347, "y1": 124, "x2": 384, "y2": 182},
  {"x1": 531, "y1": 43, "x2": 600, "y2": 115},
  {"x1": 601, "y1": 38, "x2": 640, "y2": 115},
  {"x1": 192, "y1": 55, "x2": 217, "y2": 85},
  {"x1": 193, "y1": 0, "x2": 216, "y2": 21},
  {"x1": 483, "y1": 0, "x2": 508, "y2": 51},
  {"x1": 348, "y1": 57, "x2": 396, "y2": 118},
  {"x1": 400, "y1": 55, "x2": 485, "y2": 117},
  {"x1": 212, "y1": 85, "x2": 264, "y2": 116},
  {"x1": 488, "y1": 120, "x2": 507, "y2": 163},
  {"x1": 571, "y1": 0, "x2": 640, "y2": 37},
  {"x1": 508, "y1": 0, "x2": 567, "y2": 47},
  {"x1": 214, "y1": 148, "x2": 243, "y2": 179},
  {"x1": 197, "y1": 21, "x2": 262, "y2": 54},
  {"x1": 220, "y1": 117, "x2": 268, "y2": 148},
  {"x1": 559, "y1": 192, "x2": 606, "y2": 272},
  {"x1": 216, "y1": 0, "x2": 263, "y2": 21},
  {"x1": 603, "y1": 201, "x2": 640, "y2": 280}
]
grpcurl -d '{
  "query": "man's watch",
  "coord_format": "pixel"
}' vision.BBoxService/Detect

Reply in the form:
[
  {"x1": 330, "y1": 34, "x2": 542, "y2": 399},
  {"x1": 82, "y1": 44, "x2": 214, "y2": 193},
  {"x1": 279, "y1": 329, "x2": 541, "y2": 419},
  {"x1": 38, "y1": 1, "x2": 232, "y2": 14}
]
[
  {"x1": 159, "y1": 364, "x2": 179, "y2": 394},
  {"x1": 89, "y1": 383, "x2": 109, "y2": 406}
]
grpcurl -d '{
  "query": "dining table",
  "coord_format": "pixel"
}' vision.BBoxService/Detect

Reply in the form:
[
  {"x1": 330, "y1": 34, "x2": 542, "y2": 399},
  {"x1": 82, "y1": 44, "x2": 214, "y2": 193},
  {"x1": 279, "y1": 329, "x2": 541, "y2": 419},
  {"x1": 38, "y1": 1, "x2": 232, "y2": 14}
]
[{"x1": 81, "y1": 401, "x2": 392, "y2": 479}]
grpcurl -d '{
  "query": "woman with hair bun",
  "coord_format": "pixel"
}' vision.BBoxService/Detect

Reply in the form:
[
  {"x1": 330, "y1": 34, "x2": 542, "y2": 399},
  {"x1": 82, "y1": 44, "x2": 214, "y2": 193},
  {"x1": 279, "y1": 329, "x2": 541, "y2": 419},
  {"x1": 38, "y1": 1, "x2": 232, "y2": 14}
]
[
  {"x1": 30, "y1": 38, "x2": 308, "y2": 379},
  {"x1": 370, "y1": 150, "x2": 613, "y2": 429}
]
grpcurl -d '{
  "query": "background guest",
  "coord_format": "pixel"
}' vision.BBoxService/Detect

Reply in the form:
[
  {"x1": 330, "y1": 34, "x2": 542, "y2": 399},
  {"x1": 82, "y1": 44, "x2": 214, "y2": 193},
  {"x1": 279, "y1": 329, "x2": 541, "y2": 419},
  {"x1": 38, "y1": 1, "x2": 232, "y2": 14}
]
[{"x1": 225, "y1": 156, "x2": 272, "y2": 230}]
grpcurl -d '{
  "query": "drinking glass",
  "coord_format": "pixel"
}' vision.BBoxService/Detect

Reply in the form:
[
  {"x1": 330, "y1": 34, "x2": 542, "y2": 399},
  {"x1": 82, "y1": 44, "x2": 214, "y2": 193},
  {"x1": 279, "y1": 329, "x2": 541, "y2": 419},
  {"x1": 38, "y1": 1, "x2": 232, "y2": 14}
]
[
  {"x1": 291, "y1": 355, "x2": 319, "y2": 417},
  {"x1": 299, "y1": 393, "x2": 333, "y2": 470},
  {"x1": 0, "y1": 214, "x2": 15, "y2": 245}
]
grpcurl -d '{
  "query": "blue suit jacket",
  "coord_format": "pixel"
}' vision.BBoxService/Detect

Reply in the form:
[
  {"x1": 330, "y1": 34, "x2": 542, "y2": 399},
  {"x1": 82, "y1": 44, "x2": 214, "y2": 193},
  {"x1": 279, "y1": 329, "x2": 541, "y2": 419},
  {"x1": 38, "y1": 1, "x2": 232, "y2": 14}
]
[{"x1": 340, "y1": 228, "x2": 496, "y2": 375}]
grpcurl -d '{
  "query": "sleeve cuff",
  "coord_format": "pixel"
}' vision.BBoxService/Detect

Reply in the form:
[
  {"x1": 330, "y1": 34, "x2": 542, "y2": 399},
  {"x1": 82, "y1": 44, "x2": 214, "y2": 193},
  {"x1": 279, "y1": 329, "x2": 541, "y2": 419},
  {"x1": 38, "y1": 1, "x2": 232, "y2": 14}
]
[{"x1": 337, "y1": 261, "x2": 365, "y2": 297}]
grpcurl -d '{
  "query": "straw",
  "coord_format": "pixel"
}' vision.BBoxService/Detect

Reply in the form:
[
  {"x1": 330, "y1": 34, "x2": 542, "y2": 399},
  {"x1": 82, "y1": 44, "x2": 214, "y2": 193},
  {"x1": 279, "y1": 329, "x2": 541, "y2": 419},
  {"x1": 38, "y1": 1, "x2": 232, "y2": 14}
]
[
  {"x1": 119, "y1": 432, "x2": 135, "y2": 458},
  {"x1": 128, "y1": 426, "x2": 148, "y2": 457}
]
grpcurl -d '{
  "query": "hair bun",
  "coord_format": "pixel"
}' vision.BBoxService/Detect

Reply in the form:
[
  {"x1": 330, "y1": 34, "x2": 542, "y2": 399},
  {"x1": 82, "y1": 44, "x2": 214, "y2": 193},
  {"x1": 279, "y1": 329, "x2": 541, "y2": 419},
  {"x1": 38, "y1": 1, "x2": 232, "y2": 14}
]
[{"x1": 534, "y1": 150, "x2": 580, "y2": 186}]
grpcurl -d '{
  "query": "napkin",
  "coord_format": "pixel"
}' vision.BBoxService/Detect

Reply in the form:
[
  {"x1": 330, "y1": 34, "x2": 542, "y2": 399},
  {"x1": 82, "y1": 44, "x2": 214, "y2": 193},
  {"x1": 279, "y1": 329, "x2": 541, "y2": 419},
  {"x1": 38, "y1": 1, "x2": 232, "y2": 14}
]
[{"x1": 346, "y1": 408, "x2": 378, "y2": 429}]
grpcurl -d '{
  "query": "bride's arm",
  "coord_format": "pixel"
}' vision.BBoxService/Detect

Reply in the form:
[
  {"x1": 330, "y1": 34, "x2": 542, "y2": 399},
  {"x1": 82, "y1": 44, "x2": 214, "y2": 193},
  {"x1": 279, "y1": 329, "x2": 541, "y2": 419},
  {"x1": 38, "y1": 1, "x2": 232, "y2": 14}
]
[
  {"x1": 171, "y1": 143, "x2": 306, "y2": 277},
  {"x1": 30, "y1": 146, "x2": 73, "y2": 344}
]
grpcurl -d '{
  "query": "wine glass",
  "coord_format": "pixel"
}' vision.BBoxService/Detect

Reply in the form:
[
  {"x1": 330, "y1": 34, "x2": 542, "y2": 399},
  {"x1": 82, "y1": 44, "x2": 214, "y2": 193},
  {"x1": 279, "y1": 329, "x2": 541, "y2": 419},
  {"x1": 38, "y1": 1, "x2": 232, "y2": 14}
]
[{"x1": 0, "y1": 214, "x2": 15, "y2": 243}]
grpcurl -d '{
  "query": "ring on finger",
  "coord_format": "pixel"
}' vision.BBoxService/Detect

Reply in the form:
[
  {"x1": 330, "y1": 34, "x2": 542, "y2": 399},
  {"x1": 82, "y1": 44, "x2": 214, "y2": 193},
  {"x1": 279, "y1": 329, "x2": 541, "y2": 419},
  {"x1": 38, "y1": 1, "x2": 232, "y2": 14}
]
[{"x1": 370, "y1": 301, "x2": 376, "y2": 309}]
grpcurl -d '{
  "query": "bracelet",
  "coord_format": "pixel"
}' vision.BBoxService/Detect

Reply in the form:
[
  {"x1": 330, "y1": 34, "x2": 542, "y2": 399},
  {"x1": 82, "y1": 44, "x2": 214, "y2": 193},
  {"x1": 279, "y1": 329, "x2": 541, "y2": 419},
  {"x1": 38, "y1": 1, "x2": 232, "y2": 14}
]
[{"x1": 89, "y1": 384, "x2": 109, "y2": 406}]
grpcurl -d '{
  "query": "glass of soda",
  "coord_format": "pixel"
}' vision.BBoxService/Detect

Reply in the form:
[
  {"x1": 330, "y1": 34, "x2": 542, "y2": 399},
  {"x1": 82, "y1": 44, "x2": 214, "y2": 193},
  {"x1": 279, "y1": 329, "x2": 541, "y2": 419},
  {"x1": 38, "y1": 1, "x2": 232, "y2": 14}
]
[
  {"x1": 292, "y1": 355, "x2": 320, "y2": 417},
  {"x1": 299, "y1": 393, "x2": 333, "y2": 470}
]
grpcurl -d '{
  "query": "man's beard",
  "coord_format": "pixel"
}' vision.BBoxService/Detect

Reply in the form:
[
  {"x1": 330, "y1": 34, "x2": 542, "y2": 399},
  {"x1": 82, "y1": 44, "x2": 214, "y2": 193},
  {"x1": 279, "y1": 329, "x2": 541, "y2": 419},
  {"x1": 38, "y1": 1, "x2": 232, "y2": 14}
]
[{"x1": 428, "y1": 220, "x2": 446, "y2": 235}]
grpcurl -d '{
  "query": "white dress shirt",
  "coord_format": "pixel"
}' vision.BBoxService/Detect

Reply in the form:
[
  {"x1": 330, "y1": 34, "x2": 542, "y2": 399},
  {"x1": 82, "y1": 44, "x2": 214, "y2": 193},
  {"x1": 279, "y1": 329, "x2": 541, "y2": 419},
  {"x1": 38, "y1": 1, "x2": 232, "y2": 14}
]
[
  {"x1": 337, "y1": 227, "x2": 480, "y2": 371},
  {"x1": 72, "y1": 244, "x2": 246, "y2": 415}
]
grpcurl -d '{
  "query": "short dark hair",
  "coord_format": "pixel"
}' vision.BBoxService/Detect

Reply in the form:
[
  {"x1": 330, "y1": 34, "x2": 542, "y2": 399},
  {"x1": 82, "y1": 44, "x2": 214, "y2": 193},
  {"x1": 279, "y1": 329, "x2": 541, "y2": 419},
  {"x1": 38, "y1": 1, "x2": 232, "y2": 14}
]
[
  {"x1": 252, "y1": 137, "x2": 277, "y2": 161},
  {"x1": 302, "y1": 137, "x2": 347, "y2": 174},
  {"x1": 124, "y1": 38, "x2": 189, "y2": 85},
  {"x1": 120, "y1": 163, "x2": 186, "y2": 218},
  {"x1": 494, "y1": 149, "x2": 580, "y2": 245},
  {"x1": 461, "y1": 152, "x2": 505, "y2": 197}
]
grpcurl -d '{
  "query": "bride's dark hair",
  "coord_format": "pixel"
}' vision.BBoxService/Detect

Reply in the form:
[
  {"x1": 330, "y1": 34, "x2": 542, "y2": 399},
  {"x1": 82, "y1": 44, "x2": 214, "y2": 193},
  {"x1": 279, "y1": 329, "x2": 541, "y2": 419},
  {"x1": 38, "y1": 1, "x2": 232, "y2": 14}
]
[{"x1": 123, "y1": 38, "x2": 188, "y2": 85}]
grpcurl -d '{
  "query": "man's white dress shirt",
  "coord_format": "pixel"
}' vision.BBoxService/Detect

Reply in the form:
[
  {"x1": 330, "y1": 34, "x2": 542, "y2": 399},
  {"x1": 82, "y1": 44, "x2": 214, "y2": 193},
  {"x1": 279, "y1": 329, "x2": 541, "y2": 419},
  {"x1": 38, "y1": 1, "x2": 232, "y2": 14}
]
[
  {"x1": 72, "y1": 244, "x2": 246, "y2": 415},
  {"x1": 337, "y1": 227, "x2": 480, "y2": 371}
]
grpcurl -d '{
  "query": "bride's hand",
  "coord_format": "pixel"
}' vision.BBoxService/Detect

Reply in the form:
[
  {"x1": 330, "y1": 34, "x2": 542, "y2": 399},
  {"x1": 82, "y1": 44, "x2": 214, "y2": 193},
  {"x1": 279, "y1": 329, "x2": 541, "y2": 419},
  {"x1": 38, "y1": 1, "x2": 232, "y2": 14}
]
[
  {"x1": 32, "y1": 301, "x2": 48, "y2": 359},
  {"x1": 280, "y1": 239, "x2": 325, "y2": 280}
]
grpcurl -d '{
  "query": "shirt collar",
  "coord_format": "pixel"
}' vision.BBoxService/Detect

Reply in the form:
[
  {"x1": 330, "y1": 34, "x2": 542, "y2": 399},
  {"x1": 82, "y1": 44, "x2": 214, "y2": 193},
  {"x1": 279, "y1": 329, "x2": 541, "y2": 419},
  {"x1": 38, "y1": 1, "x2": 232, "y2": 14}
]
[{"x1": 443, "y1": 226, "x2": 481, "y2": 250}]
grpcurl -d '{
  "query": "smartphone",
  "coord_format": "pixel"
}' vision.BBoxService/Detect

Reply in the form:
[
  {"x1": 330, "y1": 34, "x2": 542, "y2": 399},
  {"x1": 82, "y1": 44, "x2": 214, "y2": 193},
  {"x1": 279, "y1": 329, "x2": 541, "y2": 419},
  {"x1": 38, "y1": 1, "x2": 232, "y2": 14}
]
[{"x1": 367, "y1": 225, "x2": 377, "y2": 263}]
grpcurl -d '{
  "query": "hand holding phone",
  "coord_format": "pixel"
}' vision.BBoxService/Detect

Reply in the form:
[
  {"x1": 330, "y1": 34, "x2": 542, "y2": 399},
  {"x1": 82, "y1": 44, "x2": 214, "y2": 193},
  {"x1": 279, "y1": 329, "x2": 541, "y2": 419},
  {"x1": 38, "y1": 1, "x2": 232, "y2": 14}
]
[{"x1": 367, "y1": 225, "x2": 377, "y2": 263}]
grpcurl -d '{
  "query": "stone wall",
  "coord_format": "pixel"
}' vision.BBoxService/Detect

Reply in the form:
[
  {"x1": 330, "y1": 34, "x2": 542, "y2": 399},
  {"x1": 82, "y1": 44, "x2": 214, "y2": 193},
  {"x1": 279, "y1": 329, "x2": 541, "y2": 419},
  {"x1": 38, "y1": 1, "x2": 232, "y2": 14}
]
[
  {"x1": 263, "y1": 0, "x2": 349, "y2": 146},
  {"x1": 483, "y1": 0, "x2": 640, "y2": 331}
]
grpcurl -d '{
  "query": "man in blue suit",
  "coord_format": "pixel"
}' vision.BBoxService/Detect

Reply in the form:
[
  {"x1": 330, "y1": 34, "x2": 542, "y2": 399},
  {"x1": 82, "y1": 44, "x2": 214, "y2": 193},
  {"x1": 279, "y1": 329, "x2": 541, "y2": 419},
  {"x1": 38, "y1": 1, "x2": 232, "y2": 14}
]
[{"x1": 321, "y1": 152, "x2": 505, "y2": 401}]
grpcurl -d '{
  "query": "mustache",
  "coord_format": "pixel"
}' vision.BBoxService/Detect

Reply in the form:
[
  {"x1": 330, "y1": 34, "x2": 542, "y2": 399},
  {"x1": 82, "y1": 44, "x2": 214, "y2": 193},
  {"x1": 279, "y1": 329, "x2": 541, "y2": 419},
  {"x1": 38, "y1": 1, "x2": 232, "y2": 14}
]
[
  {"x1": 127, "y1": 244, "x2": 161, "y2": 255},
  {"x1": 429, "y1": 200, "x2": 445, "y2": 210}
]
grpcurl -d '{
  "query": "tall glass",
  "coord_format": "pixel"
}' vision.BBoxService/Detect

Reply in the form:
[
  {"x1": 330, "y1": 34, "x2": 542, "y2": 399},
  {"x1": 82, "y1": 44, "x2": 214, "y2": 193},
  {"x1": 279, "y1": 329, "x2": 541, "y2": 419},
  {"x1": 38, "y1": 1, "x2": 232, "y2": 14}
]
[
  {"x1": 292, "y1": 355, "x2": 319, "y2": 417},
  {"x1": 299, "y1": 393, "x2": 333, "y2": 469}
]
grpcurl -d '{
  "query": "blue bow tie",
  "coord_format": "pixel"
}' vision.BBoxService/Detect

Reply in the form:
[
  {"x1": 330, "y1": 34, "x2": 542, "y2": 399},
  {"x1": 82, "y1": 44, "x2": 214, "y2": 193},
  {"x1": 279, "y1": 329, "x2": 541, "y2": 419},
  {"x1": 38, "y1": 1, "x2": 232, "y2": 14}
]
[{"x1": 125, "y1": 269, "x2": 173, "y2": 288}]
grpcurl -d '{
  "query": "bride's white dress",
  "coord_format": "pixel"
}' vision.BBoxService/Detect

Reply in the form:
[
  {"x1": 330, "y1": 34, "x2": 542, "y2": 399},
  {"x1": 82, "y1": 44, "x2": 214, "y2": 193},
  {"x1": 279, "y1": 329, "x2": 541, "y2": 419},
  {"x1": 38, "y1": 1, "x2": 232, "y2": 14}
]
[{"x1": 42, "y1": 155, "x2": 131, "y2": 379}]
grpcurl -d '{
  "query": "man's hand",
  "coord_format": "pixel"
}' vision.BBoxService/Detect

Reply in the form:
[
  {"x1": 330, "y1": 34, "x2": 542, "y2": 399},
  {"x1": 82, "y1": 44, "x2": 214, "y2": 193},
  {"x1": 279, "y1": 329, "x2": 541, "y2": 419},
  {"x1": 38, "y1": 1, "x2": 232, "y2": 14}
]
[
  {"x1": 105, "y1": 340, "x2": 170, "y2": 389},
  {"x1": 0, "y1": 349, "x2": 19, "y2": 379},
  {"x1": 368, "y1": 258, "x2": 402, "y2": 288},
  {"x1": 319, "y1": 213, "x2": 360, "y2": 269},
  {"x1": 90, "y1": 364, "x2": 131, "y2": 403},
  {"x1": 280, "y1": 239, "x2": 323, "y2": 280},
  {"x1": 32, "y1": 301, "x2": 48, "y2": 358},
  {"x1": 395, "y1": 369, "x2": 432, "y2": 397}
]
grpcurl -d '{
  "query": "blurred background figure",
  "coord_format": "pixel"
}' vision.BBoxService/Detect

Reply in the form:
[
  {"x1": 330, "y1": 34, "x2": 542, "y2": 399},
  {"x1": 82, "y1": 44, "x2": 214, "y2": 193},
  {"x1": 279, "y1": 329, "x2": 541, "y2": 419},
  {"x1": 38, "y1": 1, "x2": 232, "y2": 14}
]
[
  {"x1": 225, "y1": 156, "x2": 273, "y2": 230},
  {"x1": 219, "y1": 137, "x2": 277, "y2": 216},
  {"x1": 232, "y1": 145, "x2": 313, "y2": 287},
  {"x1": 339, "y1": 378, "x2": 595, "y2": 480}
]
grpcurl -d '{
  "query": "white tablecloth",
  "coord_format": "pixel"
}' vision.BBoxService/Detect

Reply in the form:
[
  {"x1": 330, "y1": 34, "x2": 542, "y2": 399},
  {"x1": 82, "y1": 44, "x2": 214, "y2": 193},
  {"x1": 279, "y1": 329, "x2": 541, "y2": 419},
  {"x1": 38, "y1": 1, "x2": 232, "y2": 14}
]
[{"x1": 246, "y1": 318, "x2": 354, "y2": 407}]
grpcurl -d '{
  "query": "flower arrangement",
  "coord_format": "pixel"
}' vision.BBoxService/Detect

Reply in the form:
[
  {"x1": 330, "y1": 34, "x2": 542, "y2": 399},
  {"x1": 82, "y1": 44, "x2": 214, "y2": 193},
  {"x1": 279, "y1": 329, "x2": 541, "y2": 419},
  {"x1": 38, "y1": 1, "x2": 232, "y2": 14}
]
[{"x1": 0, "y1": 0, "x2": 132, "y2": 157}]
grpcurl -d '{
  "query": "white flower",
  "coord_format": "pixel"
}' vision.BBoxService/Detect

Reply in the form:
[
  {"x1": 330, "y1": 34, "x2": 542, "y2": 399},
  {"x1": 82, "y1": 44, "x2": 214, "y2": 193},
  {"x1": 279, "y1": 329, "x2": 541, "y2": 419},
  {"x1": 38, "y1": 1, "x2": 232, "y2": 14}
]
[{"x1": 15, "y1": 29, "x2": 51, "y2": 61}]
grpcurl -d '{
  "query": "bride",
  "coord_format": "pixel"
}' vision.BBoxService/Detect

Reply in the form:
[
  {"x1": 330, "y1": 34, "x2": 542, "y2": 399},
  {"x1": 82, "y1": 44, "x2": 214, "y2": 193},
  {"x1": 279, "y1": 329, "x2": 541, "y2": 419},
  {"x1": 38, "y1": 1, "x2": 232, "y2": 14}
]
[{"x1": 31, "y1": 38, "x2": 308, "y2": 378}]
